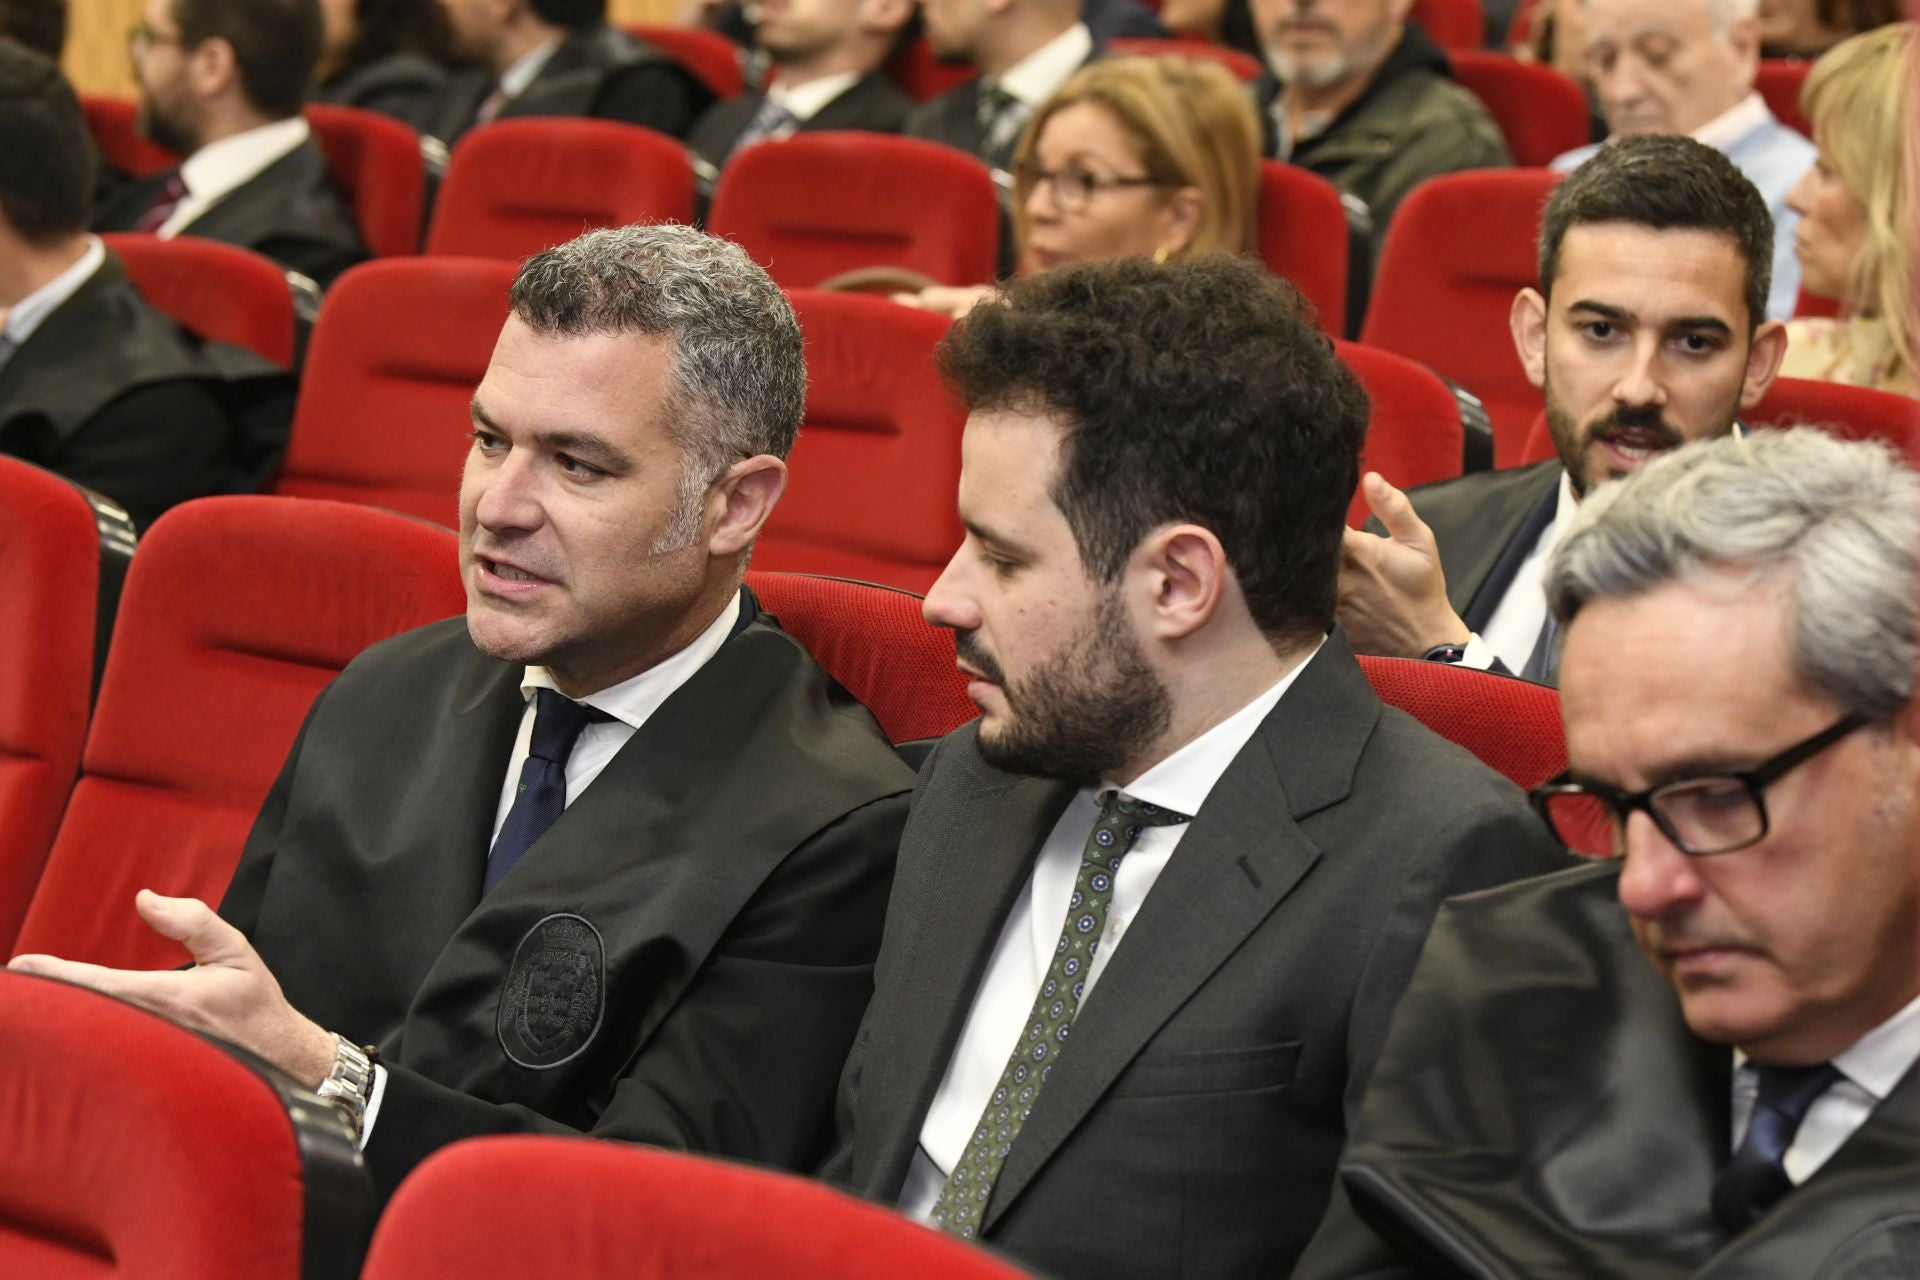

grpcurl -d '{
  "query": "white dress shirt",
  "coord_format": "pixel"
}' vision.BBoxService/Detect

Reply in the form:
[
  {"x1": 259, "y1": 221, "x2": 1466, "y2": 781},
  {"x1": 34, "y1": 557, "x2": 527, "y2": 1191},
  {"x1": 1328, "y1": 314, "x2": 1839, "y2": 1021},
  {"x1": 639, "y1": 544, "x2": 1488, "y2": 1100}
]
[
  {"x1": 1458, "y1": 472, "x2": 1579, "y2": 675},
  {"x1": 498, "y1": 37, "x2": 565, "y2": 102},
  {"x1": 1731, "y1": 991, "x2": 1920, "y2": 1185},
  {"x1": 159, "y1": 117, "x2": 312, "y2": 238},
  {"x1": 994, "y1": 23, "x2": 1093, "y2": 110},
  {"x1": 899, "y1": 641, "x2": 1322, "y2": 1218},
  {"x1": 1691, "y1": 92, "x2": 1773, "y2": 153},
  {"x1": 767, "y1": 70, "x2": 861, "y2": 123},
  {"x1": 358, "y1": 591, "x2": 741, "y2": 1146},
  {"x1": 0, "y1": 236, "x2": 105, "y2": 347}
]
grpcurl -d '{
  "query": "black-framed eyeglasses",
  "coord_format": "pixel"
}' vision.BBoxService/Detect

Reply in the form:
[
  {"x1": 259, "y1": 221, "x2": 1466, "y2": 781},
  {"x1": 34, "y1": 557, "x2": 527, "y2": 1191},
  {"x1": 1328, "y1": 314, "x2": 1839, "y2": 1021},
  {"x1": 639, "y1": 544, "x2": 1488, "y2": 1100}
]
[
  {"x1": 1014, "y1": 162, "x2": 1171, "y2": 213},
  {"x1": 1529, "y1": 712, "x2": 1872, "y2": 859}
]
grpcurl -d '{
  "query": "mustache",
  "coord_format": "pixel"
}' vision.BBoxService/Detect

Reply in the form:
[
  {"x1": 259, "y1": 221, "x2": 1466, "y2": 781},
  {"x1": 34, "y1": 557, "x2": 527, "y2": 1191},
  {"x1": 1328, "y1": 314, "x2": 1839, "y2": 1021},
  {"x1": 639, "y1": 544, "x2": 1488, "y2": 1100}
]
[
  {"x1": 1587, "y1": 406, "x2": 1684, "y2": 449},
  {"x1": 953, "y1": 631, "x2": 1006, "y2": 685}
]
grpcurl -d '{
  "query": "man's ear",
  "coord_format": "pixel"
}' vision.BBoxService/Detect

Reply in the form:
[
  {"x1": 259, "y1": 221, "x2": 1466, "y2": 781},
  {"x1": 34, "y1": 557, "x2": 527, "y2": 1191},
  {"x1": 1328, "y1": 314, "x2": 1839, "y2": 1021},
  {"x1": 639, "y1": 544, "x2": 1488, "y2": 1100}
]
[
  {"x1": 1739, "y1": 319, "x2": 1789, "y2": 411},
  {"x1": 1135, "y1": 523, "x2": 1228, "y2": 642},
  {"x1": 1510, "y1": 287, "x2": 1549, "y2": 391},
  {"x1": 707, "y1": 455, "x2": 788, "y2": 558},
  {"x1": 860, "y1": 0, "x2": 916, "y2": 36},
  {"x1": 188, "y1": 36, "x2": 240, "y2": 99}
]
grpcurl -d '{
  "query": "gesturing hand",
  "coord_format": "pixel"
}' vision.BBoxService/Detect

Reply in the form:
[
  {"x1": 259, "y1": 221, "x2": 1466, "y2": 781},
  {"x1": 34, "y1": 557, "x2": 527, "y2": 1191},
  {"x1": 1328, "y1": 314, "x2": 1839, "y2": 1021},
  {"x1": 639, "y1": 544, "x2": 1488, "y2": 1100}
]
[
  {"x1": 10, "y1": 890, "x2": 336, "y2": 1089},
  {"x1": 1337, "y1": 472, "x2": 1471, "y2": 658}
]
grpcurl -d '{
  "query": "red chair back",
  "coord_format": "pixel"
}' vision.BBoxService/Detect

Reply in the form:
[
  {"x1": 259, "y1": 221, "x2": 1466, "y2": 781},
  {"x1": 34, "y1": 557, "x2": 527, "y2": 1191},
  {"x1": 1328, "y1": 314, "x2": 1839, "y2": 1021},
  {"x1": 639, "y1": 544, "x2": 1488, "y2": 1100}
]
[
  {"x1": 305, "y1": 103, "x2": 427, "y2": 258},
  {"x1": 747, "y1": 572, "x2": 976, "y2": 743},
  {"x1": 754, "y1": 290, "x2": 966, "y2": 591},
  {"x1": 361, "y1": 1137, "x2": 1033, "y2": 1279},
  {"x1": 1412, "y1": 0, "x2": 1484, "y2": 48},
  {"x1": 102, "y1": 233, "x2": 296, "y2": 367},
  {"x1": 624, "y1": 23, "x2": 746, "y2": 99},
  {"x1": 710, "y1": 133, "x2": 1000, "y2": 288},
  {"x1": 426, "y1": 119, "x2": 695, "y2": 260},
  {"x1": 80, "y1": 94, "x2": 175, "y2": 177},
  {"x1": 1449, "y1": 51, "x2": 1590, "y2": 168},
  {"x1": 1362, "y1": 168, "x2": 1561, "y2": 466},
  {"x1": 1756, "y1": 59, "x2": 1812, "y2": 137},
  {"x1": 0, "y1": 970, "x2": 370, "y2": 1280},
  {"x1": 274, "y1": 257, "x2": 515, "y2": 523},
  {"x1": 11, "y1": 498, "x2": 465, "y2": 969},
  {"x1": 1257, "y1": 161, "x2": 1349, "y2": 336},
  {"x1": 0, "y1": 462, "x2": 129, "y2": 953},
  {"x1": 1108, "y1": 37, "x2": 1264, "y2": 79},
  {"x1": 1359, "y1": 655, "x2": 1566, "y2": 789},
  {"x1": 884, "y1": 37, "x2": 980, "y2": 103},
  {"x1": 1338, "y1": 341, "x2": 1464, "y2": 525}
]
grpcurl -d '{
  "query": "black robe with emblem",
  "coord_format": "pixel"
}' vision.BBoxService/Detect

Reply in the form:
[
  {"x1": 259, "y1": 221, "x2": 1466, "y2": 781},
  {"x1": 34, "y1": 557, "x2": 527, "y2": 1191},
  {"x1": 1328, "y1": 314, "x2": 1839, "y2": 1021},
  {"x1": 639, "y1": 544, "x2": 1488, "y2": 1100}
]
[
  {"x1": 0, "y1": 252, "x2": 294, "y2": 530},
  {"x1": 219, "y1": 598, "x2": 912, "y2": 1204}
]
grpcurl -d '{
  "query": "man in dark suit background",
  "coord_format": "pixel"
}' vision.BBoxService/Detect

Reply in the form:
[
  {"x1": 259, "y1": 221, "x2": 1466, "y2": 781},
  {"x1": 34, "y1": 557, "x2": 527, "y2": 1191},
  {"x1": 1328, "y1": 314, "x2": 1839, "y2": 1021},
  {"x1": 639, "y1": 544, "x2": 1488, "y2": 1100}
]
[
  {"x1": 422, "y1": 0, "x2": 710, "y2": 149},
  {"x1": 11, "y1": 223, "x2": 914, "y2": 1205},
  {"x1": 0, "y1": 42, "x2": 291, "y2": 529},
  {"x1": 1336, "y1": 135, "x2": 1788, "y2": 684},
  {"x1": 822, "y1": 255, "x2": 1566, "y2": 1279},
  {"x1": 905, "y1": 0, "x2": 1096, "y2": 175},
  {"x1": 93, "y1": 0, "x2": 367, "y2": 290},
  {"x1": 686, "y1": 0, "x2": 915, "y2": 183},
  {"x1": 1299, "y1": 428, "x2": 1920, "y2": 1279}
]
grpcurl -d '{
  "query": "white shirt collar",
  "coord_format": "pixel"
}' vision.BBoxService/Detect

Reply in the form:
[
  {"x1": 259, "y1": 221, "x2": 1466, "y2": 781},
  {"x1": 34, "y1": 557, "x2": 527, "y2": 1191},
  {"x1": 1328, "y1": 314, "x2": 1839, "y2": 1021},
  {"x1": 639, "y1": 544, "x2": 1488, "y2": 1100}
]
[
  {"x1": 1692, "y1": 91, "x2": 1772, "y2": 151},
  {"x1": 3, "y1": 236, "x2": 105, "y2": 346},
  {"x1": 499, "y1": 36, "x2": 565, "y2": 100},
  {"x1": 518, "y1": 590, "x2": 742, "y2": 729},
  {"x1": 178, "y1": 116, "x2": 311, "y2": 211},
  {"x1": 1110, "y1": 637, "x2": 1325, "y2": 817},
  {"x1": 768, "y1": 70, "x2": 862, "y2": 122},
  {"x1": 1734, "y1": 990, "x2": 1920, "y2": 1102},
  {"x1": 994, "y1": 23, "x2": 1093, "y2": 109}
]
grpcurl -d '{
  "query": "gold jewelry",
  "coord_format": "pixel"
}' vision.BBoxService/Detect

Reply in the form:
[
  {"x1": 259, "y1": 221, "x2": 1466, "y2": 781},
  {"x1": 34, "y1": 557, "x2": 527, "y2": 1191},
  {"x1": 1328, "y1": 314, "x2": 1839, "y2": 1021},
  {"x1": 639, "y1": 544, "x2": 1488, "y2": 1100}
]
[{"x1": 1152, "y1": 245, "x2": 1171, "y2": 265}]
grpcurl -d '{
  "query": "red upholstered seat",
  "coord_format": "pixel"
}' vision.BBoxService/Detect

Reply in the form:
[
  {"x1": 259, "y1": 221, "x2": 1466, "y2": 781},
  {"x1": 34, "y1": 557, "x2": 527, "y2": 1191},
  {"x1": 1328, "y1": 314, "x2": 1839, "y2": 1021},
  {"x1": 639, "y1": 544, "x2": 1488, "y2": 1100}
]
[
  {"x1": 747, "y1": 572, "x2": 976, "y2": 744},
  {"x1": 884, "y1": 36, "x2": 980, "y2": 102},
  {"x1": 1108, "y1": 36, "x2": 1263, "y2": 79},
  {"x1": 1358, "y1": 655, "x2": 1566, "y2": 789},
  {"x1": 624, "y1": 23, "x2": 746, "y2": 99},
  {"x1": 11, "y1": 497, "x2": 465, "y2": 969},
  {"x1": 79, "y1": 94, "x2": 174, "y2": 177},
  {"x1": 0, "y1": 461, "x2": 134, "y2": 953},
  {"x1": 0, "y1": 970, "x2": 369, "y2": 1280},
  {"x1": 1449, "y1": 51, "x2": 1591, "y2": 168},
  {"x1": 1258, "y1": 161, "x2": 1349, "y2": 336},
  {"x1": 1361, "y1": 168, "x2": 1562, "y2": 466},
  {"x1": 1756, "y1": 59, "x2": 1811, "y2": 137},
  {"x1": 102, "y1": 233, "x2": 296, "y2": 367},
  {"x1": 305, "y1": 103, "x2": 428, "y2": 258},
  {"x1": 425, "y1": 119, "x2": 695, "y2": 260},
  {"x1": 1412, "y1": 0, "x2": 1484, "y2": 48},
  {"x1": 710, "y1": 133, "x2": 1001, "y2": 288},
  {"x1": 1515, "y1": 378, "x2": 1920, "y2": 468},
  {"x1": 273, "y1": 257, "x2": 515, "y2": 523},
  {"x1": 361, "y1": 1136, "x2": 1034, "y2": 1279},
  {"x1": 1337, "y1": 341, "x2": 1463, "y2": 525},
  {"x1": 754, "y1": 290, "x2": 966, "y2": 591}
]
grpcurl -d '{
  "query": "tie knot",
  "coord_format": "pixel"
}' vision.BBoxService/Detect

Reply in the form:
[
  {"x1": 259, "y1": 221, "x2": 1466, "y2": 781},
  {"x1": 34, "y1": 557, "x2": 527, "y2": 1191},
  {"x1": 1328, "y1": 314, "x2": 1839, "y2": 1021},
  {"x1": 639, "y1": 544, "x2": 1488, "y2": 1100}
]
[
  {"x1": 527, "y1": 687, "x2": 610, "y2": 766},
  {"x1": 1754, "y1": 1061, "x2": 1842, "y2": 1123},
  {"x1": 1098, "y1": 790, "x2": 1192, "y2": 830}
]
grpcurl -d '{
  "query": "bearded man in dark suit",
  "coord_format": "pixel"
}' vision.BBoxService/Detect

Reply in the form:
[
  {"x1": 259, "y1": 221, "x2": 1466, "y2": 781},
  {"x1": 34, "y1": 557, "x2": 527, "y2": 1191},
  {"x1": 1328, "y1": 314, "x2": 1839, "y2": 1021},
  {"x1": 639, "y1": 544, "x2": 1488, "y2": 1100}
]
[{"x1": 12, "y1": 223, "x2": 912, "y2": 1206}]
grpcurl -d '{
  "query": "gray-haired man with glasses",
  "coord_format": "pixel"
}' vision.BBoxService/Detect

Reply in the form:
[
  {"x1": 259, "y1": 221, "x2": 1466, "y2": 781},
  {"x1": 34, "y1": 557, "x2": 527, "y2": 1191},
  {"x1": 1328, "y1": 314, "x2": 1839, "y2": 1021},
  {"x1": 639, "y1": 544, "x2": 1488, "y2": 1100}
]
[{"x1": 1296, "y1": 427, "x2": 1920, "y2": 1280}]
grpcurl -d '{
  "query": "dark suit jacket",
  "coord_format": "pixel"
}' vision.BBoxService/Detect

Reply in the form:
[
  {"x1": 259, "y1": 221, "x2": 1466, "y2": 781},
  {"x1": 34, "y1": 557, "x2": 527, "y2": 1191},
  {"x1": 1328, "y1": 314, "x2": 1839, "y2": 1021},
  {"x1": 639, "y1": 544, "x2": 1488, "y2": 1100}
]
[
  {"x1": 1295, "y1": 864, "x2": 1920, "y2": 1280},
  {"x1": 93, "y1": 137, "x2": 368, "y2": 291},
  {"x1": 687, "y1": 73, "x2": 912, "y2": 172},
  {"x1": 421, "y1": 24, "x2": 712, "y2": 148},
  {"x1": 825, "y1": 632, "x2": 1568, "y2": 1279},
  {"x1": 0, "y1": 253, "x2": 295, "y2": 530},
  {"x1": 316, "y1": 50, "x2": 449, "y2": 134},
  {"x1": 1401, "y1": 461, "x2": 1562, "y2": 634},
  {"x1": 220, "y1": 600, "x2": 913, "y2": 1203},
  {"x1": 904, "y1": 39, "x2": 1102, "y2": 173}
]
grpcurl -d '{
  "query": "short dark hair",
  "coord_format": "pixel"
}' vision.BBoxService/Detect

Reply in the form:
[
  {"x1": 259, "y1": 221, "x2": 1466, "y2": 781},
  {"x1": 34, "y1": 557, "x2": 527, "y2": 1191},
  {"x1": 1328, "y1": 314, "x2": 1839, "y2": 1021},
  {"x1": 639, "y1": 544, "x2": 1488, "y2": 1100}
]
[
  {"x1": 172, "y1": 0, "x2": 322, "y2": 119},
  {"x1": 529, "y1": 0, "x2": 604, "y2": 29},
  {"x1": 1539, "y1": 134, "x2": 1775, "y2": 331},
  {"x1": 0, "y1": 40, "x2": 92, "y2": 241},
  {"x1": 937, "y1": 255, "x2": 1370, "y2": 646},
  {"x1": 0, "y1": 0, "x2": 67, "y2": 59}
]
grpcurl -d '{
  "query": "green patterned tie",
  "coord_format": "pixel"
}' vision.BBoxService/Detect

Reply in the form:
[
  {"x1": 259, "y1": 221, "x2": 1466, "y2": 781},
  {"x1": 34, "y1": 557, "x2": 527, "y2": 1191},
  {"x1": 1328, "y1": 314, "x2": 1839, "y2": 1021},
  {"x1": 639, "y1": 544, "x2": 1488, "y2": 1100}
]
[{"x1": 930, "y1": 790, "x2": 1192, "y2": 1240}]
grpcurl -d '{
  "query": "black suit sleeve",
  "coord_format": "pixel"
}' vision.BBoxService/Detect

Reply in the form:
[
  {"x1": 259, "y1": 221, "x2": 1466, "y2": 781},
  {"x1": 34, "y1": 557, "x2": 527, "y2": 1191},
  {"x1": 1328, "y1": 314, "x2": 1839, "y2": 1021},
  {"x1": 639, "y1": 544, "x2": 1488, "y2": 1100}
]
[
  {"x1": 361, "y1": 790, "x2": 907, "y2": 1202},
  {"x1": 40, "y1": 381, "x2": 235, "y2": 532},
  {"x1": 590, "y1": 63, "x2": 714, "y2": 141},
  {"x1": 1292, "y1": 1177, "x2": 1432, "y2": 1280}
]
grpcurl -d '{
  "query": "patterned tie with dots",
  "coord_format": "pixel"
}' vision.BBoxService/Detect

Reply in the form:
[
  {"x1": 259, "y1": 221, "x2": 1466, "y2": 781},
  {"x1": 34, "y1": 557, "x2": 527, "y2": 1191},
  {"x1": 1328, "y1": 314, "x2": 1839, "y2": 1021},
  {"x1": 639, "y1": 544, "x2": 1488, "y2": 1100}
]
[{"x1": 930, "y1": 790, "x2": 1192, "y2": 1240}]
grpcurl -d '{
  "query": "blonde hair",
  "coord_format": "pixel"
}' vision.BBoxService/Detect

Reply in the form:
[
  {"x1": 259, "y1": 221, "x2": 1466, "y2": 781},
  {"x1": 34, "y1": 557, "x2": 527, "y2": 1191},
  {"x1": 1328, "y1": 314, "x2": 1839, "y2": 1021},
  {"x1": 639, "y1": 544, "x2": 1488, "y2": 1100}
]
[
  {"x1": 1802, "y1": 22, "x2": 1919, "y2": 387},
  {"x1": 1009, "y1": 55, "x2": 1261, "y2": 261}
]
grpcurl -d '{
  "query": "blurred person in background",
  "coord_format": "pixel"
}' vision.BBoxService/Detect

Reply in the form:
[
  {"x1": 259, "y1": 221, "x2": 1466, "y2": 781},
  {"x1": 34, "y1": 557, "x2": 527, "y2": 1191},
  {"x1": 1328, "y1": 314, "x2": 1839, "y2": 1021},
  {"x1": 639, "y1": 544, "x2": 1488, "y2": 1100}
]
[
  {"x1": 1756, "y1": 0, "x2": 1901, "y2": 58},
  {"x1": 1780, "y1": 22, "x2": 1917, "y2": 396},
  {"x1": 313, "y1": 0, "x2": 453, "y2": 131}
]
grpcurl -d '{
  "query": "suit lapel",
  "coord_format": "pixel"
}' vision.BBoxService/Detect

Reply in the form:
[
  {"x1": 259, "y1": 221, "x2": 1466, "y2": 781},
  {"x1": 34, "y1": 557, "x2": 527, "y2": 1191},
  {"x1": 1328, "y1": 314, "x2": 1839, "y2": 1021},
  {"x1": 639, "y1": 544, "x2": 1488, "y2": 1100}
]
[
  {"x1": 1457, "y1": 470, "x2": 1562, "y2": 631},
  {"x1": 981, "y1": 639, "x2": 1373, "y2": 1229}
]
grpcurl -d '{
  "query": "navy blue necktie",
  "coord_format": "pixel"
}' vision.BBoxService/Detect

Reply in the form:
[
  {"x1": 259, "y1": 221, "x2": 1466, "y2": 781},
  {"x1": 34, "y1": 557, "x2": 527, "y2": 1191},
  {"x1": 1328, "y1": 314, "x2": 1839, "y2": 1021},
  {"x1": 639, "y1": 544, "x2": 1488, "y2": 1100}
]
[
  {"x1": 1711, "y1": 1061, "x2": 1843, "y2": 1234},
  {"x1": 483, "y1": 688, "x2": 610, "y2": 894}
]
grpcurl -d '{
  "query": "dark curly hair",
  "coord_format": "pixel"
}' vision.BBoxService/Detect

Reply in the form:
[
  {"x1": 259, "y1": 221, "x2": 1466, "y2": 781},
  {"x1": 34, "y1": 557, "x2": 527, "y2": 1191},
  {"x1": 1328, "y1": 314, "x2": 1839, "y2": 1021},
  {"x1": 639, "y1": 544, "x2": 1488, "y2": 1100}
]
[{"x1": 937, "y1": 254, "x2": 1370, "y2": 647}]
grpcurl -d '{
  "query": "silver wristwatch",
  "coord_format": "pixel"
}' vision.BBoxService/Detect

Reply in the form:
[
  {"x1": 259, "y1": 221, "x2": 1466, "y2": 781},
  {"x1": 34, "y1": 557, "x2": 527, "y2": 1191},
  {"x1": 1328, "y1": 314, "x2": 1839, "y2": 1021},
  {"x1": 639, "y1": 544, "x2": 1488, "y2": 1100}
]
[{"x1": 314, "y1": 1033, "x2": 375, "y2": 1140}]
